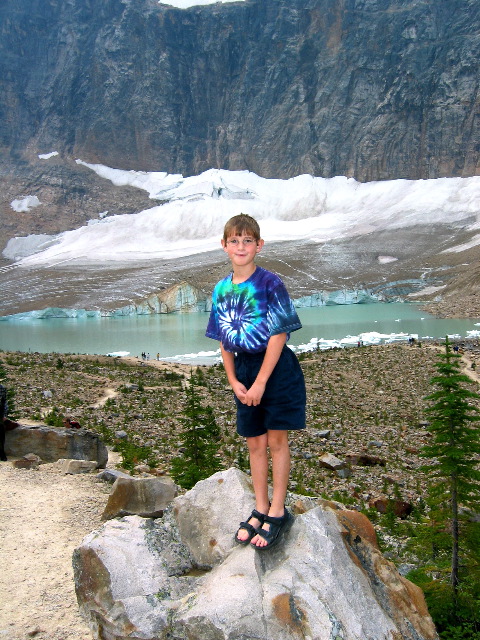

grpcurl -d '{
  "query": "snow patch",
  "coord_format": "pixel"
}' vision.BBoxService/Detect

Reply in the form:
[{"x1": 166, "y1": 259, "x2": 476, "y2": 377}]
[
  {"x1": 377, "y1": 255, "x2": 398, "y2": 264},
  {"x1": 10, "y1": 196, "x2": 41, "y2": 212},
  {"x1": 407, "y1": 285, "x2": 447, "y2": 298},
  {"x1": 443, "y1": 233, "x2": 480, "y2": 253},
  {"x1": 3, "y1": 234, "x2": 59, "y2": 260},
  {"x1": 38, "y1": 151, "x2": 59, "y2": 160},
  {"x1": 159, "y1": 0, "x2": 244, "y2": 7}
]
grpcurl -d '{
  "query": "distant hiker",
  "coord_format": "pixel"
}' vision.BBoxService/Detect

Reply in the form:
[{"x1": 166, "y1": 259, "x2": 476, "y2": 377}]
[
  {"x1": 206, "y1": 213, "x2": 306, "y2": 551},
  {"x1": 63, "y1": 416, "x2": 81, "y2": 429}
]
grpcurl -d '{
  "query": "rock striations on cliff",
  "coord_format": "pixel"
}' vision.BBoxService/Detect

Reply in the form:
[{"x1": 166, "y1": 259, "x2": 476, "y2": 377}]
[
  {"x1": 73, "y1": 468, "x2": 439, "y2": 640},
  {"x1": 0, "y1": 0, "x2": 478, "y2": 182}
]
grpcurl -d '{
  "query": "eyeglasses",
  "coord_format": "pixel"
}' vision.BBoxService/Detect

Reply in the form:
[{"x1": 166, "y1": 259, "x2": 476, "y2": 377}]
[{"x1": 226, "y1": 238, "x2": 257, "y2": 246}]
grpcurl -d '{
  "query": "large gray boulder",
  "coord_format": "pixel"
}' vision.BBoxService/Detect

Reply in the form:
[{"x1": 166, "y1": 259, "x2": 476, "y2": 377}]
[
  {"x1": 5, "y1": 424, "x2": 108, "y2": 468},
  {"x1": 73, "y1": 467, "x2": 438, "y2": 640}
]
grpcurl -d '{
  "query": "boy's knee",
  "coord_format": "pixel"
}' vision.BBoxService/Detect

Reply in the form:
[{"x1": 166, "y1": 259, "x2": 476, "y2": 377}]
[
  {"x1": 246, "y1": 433, "x2": 268, "y2": 455},
  {"x1": 267, "y1": 431, "x2": 289, "y2": 453}
]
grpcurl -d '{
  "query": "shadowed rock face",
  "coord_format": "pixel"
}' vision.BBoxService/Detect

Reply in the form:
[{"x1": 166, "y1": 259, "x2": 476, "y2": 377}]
[
  {"x1": 0, "y1": 0, "x2": 478, "y2": 181},
  {"x1": 5, "y1": 424, "x2": 108, "y2": 467}
]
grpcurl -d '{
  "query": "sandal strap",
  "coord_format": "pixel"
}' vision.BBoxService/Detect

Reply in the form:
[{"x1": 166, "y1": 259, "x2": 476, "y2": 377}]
[
  {"x1": 250, "y1": 509, "x2": 266, "y2": 522},
  {"x1": 255, "y1": 527, "x2": 273, "y2": 543},
  {"x1": 263, "y1": 512, "x2": 287, "y2": 526},
  {"x1": 237, "y1": 522, "x2": 257, "y2": 536},
  {"x1": 253, "y1": 509, "x2": 293, "y2": 547}
]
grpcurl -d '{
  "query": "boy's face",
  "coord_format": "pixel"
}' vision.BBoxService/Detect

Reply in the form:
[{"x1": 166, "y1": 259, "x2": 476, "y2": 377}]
[{"x1": 221, "y1": 232, "x2": 264, "y2": 268}]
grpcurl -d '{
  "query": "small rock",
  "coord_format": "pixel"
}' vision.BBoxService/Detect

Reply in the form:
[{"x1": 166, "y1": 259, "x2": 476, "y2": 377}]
[
  {"x1": 134, "y1": 464, "x2": 151, "y2": 473},
  {"x1": 13, "y1": 453, "x2": 42, "y2": 469},
  {"x1": 397, "y1": 563, "x2": 416, "y2": 576},
  {"x1": 97, "y1": 468, "x2": 132, "y2": 483},
  {"x1": 405, "y1": 446, "x2": 419, "y2": 454},
  {"x1": 336, "y1": 467, "x2": 352, "y2": 479},
  {"x1": 382, "y1": 474, "x2": 405, "y2": 487},
  {"x1": 318, "y1": 453, "x2": 346, "y2": 471},
  {"x1": 62, "y1": 459, "x2": 98, "y2": 474},
  {"x1": 345, "y1": 453, "x2": 386, "y2": 467},
  {"x1": 369, "y1": 496, "x2": 413, "y2": 519}
]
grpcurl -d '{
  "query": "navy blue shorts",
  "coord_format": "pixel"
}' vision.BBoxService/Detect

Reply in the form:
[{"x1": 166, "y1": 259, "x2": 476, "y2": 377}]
[{"x1": 234, "y1": 345, "x2": 306, "y2": 438}]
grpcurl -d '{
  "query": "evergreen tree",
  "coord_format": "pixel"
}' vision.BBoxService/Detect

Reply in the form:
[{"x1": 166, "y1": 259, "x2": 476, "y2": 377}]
[
  {"x1": 0, "y1": 359, "x2": 16, "y2": 418},
  {"x1": 421, "y1": 338, "x2": 480, "y2": 596},
  {"x1": 170, "y1": 371, "x2": 222, "y2": 489}
]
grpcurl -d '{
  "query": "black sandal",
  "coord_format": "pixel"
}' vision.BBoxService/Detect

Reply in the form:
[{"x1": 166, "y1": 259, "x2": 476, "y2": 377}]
[
  {"x1": 251, "y1": 508, "x2": 293, "y2": 551},
  {"x1": 234, "y1": 509, "x2": 266, "y2": 545}
]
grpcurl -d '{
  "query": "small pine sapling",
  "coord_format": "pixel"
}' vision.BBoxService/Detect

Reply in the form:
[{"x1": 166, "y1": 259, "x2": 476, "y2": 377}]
[{"x1": 170, "y1": 371, "x2": 222, "y2": 489}]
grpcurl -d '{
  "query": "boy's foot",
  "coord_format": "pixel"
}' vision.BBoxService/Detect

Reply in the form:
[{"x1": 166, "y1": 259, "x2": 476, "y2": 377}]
[
  {"x1": 234, "y1": 509, "x2": 267, "y2": 545},
  {"x1": 250, "y1": 508, "x2": 293, "y2": 551}
]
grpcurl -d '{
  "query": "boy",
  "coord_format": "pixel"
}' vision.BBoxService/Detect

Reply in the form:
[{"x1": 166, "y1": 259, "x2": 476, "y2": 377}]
[{"x1": 206, "y1": 213, "x2": 306, "y2": 551}]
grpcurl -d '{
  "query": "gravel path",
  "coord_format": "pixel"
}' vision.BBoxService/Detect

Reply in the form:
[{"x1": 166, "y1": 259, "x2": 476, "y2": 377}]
[{"x1": 0, "y1": 459, "x2": 112, "y2": 640}]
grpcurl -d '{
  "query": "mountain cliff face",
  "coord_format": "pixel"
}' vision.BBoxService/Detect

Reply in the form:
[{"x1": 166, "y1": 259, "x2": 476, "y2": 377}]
[{"x1": 1, "y1": 0, "x2": 478, "y2": 181}]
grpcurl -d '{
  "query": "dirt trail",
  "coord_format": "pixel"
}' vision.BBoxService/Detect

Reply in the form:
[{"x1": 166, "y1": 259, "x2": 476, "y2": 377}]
[
  {"x1": 0, "y1": 458, "x2": 114, "y2": 640},
  {"x1": 424, "y1": 343, "x2": 480, "y2": 385}
]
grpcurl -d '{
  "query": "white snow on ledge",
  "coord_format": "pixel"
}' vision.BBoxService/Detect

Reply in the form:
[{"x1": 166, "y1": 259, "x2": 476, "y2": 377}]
[
  {"x1": 159, "y1": 0, "x2": 244, "y2": 7},
  {"x1": 38, "y1": 151, "x2": 59, "y2": 160}
]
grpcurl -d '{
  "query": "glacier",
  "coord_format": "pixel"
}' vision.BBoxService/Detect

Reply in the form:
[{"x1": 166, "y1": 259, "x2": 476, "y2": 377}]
[{"x1": 4, "y1": 164, "x2": 480, "y2": 267}]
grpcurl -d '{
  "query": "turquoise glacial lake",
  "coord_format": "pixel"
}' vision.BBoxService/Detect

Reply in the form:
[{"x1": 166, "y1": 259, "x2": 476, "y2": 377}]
[{"x1": 1, "y1": 303, "x2": 479, "y2": 364}]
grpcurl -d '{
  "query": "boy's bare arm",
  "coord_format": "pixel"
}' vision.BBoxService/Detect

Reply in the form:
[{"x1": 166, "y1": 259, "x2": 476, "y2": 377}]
[
  {"x1": 244, "y1": 332, "x2": 287, "y2": 406},
  {"x1": 220, "y1": 344, "x2": 248, "y2": 402}
]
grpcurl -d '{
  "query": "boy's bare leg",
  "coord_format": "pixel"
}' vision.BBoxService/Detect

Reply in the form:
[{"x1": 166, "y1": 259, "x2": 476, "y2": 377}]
[
  {"x1": 236, "y1": 433, "x2": 270, "y2": 542},
  {"x1": 251, "y1": 430, "x2": 290, "y2": 548}
]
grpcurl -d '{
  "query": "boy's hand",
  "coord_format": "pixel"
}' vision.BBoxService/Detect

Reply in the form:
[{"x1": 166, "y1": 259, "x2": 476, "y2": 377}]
[
  {"x1": 244, "y1": 381, "x2": 266, "y2": 406},
  {"x1": 232, "y1": 381, "x2": 248, "y2": 403}
]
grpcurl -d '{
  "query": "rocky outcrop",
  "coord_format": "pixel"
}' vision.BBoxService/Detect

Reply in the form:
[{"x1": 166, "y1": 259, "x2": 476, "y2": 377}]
[
  {"x1": 2, "y1": 282, "x2": 210, "y2": 318},
  {"x1": 73, "y1": 467, "x2": 438, "y2": 640},
  {"x1": 0, "y1": 0, "x2": 478, "y2": 182},
  {"x1": 111, "y1": 282, "x2": 209, "y2": 315},
  {"x1": 5, "y1": 424, "x2": 108, "y2": 467}
]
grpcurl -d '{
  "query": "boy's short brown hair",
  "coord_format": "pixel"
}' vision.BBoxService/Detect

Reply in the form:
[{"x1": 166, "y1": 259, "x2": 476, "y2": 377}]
[{"x1": 223, "y1": 213, "x2": 261, "y2": 242}]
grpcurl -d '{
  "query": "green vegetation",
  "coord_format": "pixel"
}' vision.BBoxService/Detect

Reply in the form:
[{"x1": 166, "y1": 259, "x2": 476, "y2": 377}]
[
  {"x1": 170, "y1": 371, "x2": 222, "y2": 489},
  {"x1": 0, "y1": 360, "x2": 17, "y2": 419},
  {"x1": 408, "y1": 338, "x2": 480, "y2": 639},
  {"x1": 43, "y1": 407, "x2": 66, "y2": 428}
]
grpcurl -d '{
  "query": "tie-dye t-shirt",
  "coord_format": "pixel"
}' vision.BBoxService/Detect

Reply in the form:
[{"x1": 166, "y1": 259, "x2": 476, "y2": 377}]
[{"x1": 205, "y1": 266, "x2": 302, "y2": 353}]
